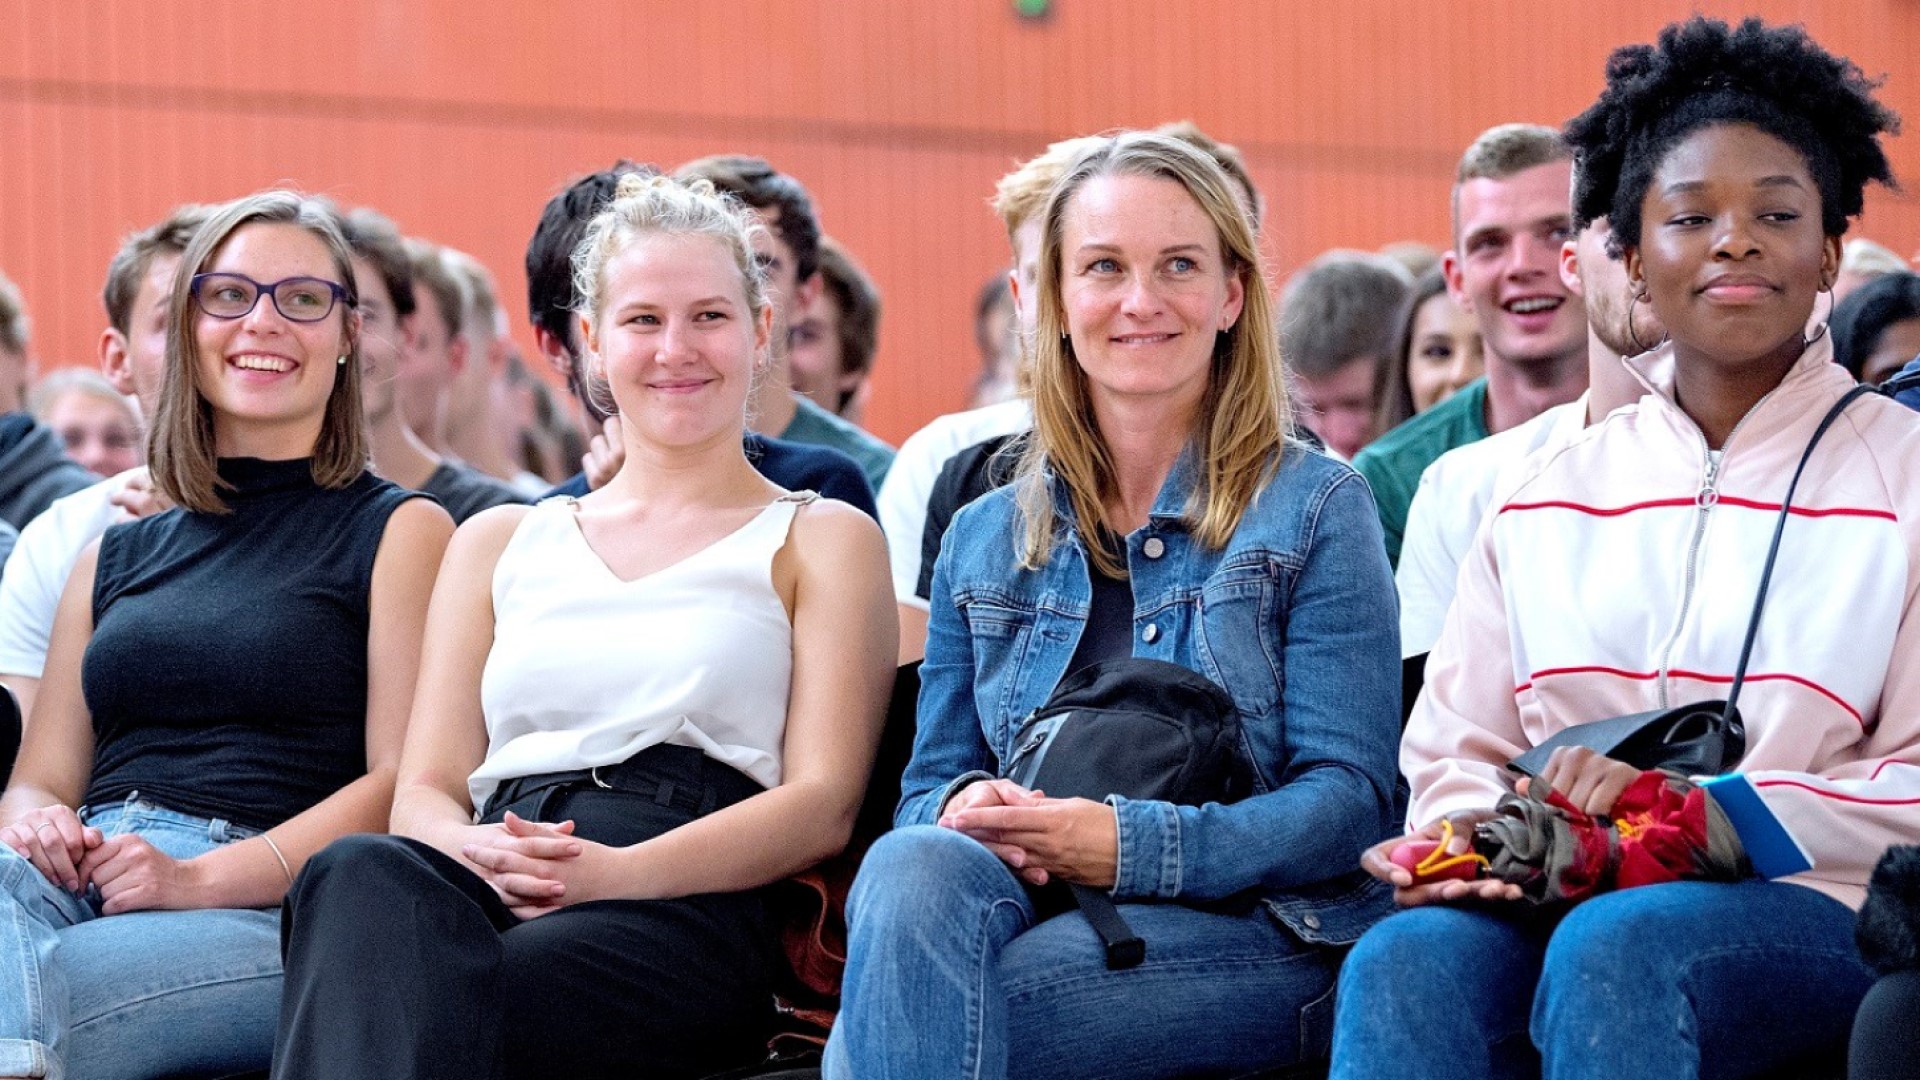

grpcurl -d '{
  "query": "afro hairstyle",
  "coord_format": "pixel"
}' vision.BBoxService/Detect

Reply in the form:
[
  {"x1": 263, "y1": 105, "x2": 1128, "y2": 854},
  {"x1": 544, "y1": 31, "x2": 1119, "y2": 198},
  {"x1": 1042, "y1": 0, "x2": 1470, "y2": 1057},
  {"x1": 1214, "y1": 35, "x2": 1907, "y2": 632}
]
[{"x1": 1564, "y1": 16, "x2": 1898, "y2": 255}]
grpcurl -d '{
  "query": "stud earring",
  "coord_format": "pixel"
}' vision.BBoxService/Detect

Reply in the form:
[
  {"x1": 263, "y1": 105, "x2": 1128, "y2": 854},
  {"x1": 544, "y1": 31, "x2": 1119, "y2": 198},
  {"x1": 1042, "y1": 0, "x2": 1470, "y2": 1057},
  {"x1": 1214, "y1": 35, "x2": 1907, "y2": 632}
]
[{"x1": 336, "y1": 355, "x2": 348, "y2": 366}]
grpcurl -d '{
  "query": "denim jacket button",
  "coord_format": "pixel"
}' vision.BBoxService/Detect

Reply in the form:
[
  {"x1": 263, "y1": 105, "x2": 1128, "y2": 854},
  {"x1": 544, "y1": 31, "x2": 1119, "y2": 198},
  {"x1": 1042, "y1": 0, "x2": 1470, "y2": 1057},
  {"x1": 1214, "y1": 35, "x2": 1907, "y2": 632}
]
[
  {"x1": 1143, "y1": 536, "x2": 1166, "y2": 559},
  {"x1": 1142, "y1": 623, "x2": 1161, "y2": 644},
  {"x1": 1303, "y1": 913, "x2": 1322, "y2": 931}
]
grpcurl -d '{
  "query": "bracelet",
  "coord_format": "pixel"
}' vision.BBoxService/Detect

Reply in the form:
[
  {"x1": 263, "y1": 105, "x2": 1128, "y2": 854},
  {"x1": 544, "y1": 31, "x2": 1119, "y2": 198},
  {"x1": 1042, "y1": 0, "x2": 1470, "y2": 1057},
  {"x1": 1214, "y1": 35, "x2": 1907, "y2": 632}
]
[{"x1": 260, "y1": 832, "x2": 294, "y2": 886}]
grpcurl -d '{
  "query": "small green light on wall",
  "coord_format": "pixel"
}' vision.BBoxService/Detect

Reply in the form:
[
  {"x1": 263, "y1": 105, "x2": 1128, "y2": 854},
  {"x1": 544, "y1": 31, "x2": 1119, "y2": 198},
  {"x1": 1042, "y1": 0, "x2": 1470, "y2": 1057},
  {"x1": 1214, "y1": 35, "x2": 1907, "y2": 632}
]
[{"x1": 1014, "y1": 0, "x2": 1051, "y2": 20}]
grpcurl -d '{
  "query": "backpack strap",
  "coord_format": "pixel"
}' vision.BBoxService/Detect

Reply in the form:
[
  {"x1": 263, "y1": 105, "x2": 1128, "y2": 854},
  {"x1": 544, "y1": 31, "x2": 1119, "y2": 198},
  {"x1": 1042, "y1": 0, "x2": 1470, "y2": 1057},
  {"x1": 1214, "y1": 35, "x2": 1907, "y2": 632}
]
[{"x1": 1070, "y1": 883, "x2": 1146, "y2": 969}]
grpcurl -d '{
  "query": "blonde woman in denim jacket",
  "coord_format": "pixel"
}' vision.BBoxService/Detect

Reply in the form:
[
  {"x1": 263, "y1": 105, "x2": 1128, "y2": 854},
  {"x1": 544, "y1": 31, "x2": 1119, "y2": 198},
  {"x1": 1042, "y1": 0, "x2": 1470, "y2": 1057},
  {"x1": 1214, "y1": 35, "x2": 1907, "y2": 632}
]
[{"x1": 827, "y1": 132, "x2": 1402, "y2": 1080}]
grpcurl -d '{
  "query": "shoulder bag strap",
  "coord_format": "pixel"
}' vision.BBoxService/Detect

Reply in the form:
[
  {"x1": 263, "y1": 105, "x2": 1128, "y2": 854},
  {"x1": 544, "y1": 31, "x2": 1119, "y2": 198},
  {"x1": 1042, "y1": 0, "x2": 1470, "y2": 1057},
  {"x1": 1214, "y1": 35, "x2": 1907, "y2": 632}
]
[{"x1": 1723, "y1": 383, "x2": 1875, "y2": 719}]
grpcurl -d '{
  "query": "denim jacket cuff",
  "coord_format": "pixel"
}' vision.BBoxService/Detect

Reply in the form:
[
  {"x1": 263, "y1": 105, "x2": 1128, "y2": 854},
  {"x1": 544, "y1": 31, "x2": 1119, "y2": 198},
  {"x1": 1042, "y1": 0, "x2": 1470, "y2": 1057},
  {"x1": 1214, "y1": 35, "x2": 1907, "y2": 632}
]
[
  {"x1": 932, "y1": 771, "x2": 997, "y2": 819},
  {"x1": 1107, "y1": 795, "x2": 1181, "y2": 899}
]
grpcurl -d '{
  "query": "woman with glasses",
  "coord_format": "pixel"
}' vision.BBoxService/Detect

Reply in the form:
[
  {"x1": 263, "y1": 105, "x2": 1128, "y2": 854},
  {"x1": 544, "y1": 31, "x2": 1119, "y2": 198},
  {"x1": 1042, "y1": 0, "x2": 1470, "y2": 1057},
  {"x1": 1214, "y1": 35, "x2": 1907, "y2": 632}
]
[{"x1": 0, "y1": 190, "x2": 451, "y2": 1080}]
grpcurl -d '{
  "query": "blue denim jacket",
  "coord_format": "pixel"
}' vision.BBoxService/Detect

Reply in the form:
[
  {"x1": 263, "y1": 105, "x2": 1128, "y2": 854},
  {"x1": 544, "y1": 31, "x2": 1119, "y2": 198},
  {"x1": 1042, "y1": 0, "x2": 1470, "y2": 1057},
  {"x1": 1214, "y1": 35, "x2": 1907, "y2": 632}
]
[{"x1": 900, "y1": 444, "x2": 1401, "y2": 945}]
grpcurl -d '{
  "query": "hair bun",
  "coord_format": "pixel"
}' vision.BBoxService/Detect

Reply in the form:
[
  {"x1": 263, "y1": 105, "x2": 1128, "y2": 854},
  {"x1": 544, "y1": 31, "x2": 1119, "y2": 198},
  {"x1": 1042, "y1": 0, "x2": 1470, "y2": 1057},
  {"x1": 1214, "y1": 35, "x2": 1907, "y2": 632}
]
[{"x1": 613, "y1": 172, "x2": 659, "y2": 202}]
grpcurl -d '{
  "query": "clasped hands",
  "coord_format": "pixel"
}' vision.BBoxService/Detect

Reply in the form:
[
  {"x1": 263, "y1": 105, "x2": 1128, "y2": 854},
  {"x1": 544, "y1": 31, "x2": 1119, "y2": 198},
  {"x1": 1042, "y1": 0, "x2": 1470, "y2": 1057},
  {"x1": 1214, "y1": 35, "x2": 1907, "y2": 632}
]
[
  {"x1": 1, "y1": 804, "x2": 214, "y2": 913},
  {"x1": 1360, "y1": 746, "x2": 1644, "y2": 908},
  {"x1": 938, "y1": 779, "x2": 1119, "y2": 889},
  {"x1": 457, "y1": 811, "x2": 626, "y2": 919}
]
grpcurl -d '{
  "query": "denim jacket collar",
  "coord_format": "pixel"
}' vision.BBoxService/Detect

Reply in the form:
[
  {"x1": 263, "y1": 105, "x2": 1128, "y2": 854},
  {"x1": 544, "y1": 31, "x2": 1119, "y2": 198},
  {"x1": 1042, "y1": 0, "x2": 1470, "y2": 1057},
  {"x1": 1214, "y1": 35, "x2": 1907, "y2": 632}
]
[{"x1": 1043, "y1": 442, "x2": 1203, "y2": 535}]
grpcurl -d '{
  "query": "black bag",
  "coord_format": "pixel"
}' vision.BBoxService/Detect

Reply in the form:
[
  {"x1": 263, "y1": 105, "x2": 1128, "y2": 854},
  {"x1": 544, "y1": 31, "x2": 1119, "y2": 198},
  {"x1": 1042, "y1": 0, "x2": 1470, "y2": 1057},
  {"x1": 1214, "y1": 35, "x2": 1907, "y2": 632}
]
[
  {"x1": 1511, "y1": 384, "x2": 1871, "y2": 781},
  {"x1": 1000, "y1": 657, "x2": 1250, "y2": 969},
  {"x1": 1510, "y1": 701, "x2": 1745, "y2": 780}
]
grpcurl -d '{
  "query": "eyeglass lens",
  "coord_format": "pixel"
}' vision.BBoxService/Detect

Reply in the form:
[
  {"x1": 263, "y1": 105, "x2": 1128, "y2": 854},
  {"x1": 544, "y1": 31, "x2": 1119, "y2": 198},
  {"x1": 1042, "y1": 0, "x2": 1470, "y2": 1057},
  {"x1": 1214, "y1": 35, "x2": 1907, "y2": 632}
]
[{"x1": 195, "y1": 274, "x2": 339, "y2": 322}]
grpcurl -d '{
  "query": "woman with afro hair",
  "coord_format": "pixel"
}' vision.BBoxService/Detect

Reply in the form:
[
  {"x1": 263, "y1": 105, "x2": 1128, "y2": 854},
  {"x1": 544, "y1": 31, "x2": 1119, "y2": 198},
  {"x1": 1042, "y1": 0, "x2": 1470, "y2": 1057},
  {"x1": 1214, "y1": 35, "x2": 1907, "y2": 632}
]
[{"x1": 1332, "y1": 17, "x2": 1920, "y2": 1079}]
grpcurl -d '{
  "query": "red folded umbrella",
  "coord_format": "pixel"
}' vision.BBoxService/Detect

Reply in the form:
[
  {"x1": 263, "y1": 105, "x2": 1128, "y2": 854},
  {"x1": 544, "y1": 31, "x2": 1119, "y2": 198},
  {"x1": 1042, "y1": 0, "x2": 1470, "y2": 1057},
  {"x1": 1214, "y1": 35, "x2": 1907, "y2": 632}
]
[{"x1": 1397, "y1": 770, "x2": 1749, "y2": 905}]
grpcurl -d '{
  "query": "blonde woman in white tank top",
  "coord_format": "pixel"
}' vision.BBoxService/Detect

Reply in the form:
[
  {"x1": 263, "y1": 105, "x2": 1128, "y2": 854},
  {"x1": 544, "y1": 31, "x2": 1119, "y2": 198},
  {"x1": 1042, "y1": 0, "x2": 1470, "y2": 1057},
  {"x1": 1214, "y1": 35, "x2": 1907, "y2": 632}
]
[{"x1": 271, "y1": 175, "x2": 897, "y2": 1080}]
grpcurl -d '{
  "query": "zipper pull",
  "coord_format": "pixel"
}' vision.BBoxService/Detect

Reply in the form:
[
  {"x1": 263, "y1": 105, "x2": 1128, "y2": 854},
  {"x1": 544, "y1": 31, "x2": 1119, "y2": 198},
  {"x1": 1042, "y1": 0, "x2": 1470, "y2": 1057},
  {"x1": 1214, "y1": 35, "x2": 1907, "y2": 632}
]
[{"x1": 1697, "y1": 456, "x2": 1721, "y2": 510}]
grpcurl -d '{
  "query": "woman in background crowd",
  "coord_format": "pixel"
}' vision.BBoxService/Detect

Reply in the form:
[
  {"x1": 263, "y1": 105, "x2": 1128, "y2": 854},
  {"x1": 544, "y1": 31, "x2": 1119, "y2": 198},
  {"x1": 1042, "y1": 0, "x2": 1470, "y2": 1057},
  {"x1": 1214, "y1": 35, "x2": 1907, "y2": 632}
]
[{"x1": 1373, "y1": 266, "x2": 1484, "y2": 435}]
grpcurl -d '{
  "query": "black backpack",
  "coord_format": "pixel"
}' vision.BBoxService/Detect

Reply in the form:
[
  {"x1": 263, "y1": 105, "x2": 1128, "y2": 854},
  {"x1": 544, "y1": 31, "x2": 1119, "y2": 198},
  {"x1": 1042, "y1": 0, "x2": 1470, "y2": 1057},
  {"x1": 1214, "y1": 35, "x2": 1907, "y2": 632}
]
[{"x1": 1001, "y1": 657, "x2": 1250, "y2": 968}]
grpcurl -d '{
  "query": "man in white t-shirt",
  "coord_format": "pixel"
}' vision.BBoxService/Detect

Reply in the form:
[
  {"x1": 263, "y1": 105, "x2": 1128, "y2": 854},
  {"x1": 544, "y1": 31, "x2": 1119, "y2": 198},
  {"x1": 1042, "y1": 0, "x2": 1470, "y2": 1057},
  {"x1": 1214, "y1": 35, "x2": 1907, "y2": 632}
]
[
  {"x1": 1396, "y1": 214, "x2": 1660, "y2": 658},
  {"x1": 0, "y1": 206, "x2": 208, "y2": 719}
]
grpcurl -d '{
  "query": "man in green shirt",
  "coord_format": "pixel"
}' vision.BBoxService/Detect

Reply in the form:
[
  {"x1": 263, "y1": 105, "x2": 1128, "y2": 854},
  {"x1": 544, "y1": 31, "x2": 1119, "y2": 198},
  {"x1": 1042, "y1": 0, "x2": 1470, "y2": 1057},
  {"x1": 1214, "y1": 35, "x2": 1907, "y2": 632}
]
[
  {"x1": 675, "y1": 155, "x2": 895, "y2": 491},
  {"x1": 1354, "y1": 124, "x2": 1589, "y2": 565}
]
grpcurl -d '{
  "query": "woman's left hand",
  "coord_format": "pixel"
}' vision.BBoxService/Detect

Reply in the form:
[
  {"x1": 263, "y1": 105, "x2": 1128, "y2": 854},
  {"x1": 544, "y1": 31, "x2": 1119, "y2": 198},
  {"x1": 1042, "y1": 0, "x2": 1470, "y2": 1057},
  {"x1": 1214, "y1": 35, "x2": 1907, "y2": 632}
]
[
  {"x1": 468, "y1": 837, "x2": 628, "y2": 920},
  {"x1": 943, "y1": 796, "x2": 1119, "y2": 889},
  {"x1": 79, "y1": 835, "x2": 209, "y2": 914},
  {"x1": 1527, "y1": 747, "x2": 1645, "y2": 817}
]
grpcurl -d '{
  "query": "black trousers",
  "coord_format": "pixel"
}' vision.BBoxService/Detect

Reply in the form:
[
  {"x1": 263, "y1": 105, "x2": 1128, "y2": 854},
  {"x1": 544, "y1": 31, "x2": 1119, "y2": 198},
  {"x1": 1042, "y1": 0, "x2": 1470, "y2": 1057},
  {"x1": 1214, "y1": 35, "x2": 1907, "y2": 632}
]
[
  {"x1": 272, "y1": 745, "x2": 781, "y2": 1080},
  {"x1": 1849, "y1": 969, "x2": 1920, "y2": 1080}
]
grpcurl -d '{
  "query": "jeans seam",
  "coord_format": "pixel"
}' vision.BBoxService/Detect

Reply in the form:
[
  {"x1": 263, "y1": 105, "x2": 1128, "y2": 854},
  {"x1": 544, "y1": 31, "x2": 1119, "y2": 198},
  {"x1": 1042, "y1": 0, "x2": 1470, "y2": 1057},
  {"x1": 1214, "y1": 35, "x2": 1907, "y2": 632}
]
[
  {"x1": 966, "y1": 896, "x2": 1029, "y2": 1080},
  {"x1": 68, "y1": 969, "x2": 282, "y2": 1029},
  {"x1": 1003, "y1": 949, "x2": 1319, "y2": 1001},
  {"x1": 1, "y1": 858, "x2": 53, "y2": 1067},
  {"x1": 1163, "y1": 800, "x2": 1183, "y2": 897}
]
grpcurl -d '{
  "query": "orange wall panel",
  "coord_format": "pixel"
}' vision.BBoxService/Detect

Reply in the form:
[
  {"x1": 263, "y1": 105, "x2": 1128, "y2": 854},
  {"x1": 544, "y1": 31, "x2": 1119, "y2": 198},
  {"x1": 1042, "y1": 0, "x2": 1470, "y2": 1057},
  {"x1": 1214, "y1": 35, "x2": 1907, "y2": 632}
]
[{"x1": 1, "y1": 1, "x2": 1916, "y2": 445}]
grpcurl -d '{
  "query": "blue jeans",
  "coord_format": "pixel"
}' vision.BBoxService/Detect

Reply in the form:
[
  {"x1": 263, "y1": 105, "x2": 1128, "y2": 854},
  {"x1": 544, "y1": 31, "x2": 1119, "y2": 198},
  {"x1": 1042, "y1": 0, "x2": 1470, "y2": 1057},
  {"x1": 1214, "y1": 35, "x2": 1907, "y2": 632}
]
[
  {"x1": 0, "y1": 797, "x2": 282, "y2": 1080},
  {"x1": 1330, "y1": 880, "x2": 1875, "y2": 1080},
  {"x1": 825, "y1": 825, "x2": 1341, "y2": 1080}
]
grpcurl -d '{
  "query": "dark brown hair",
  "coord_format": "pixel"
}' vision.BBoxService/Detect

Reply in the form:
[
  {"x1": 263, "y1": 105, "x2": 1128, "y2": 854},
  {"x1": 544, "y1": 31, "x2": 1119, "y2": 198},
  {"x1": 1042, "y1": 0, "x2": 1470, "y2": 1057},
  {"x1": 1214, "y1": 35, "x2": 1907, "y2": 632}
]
[{"x1": 151, "y1": 192, "x2": 366, "y2": 513}]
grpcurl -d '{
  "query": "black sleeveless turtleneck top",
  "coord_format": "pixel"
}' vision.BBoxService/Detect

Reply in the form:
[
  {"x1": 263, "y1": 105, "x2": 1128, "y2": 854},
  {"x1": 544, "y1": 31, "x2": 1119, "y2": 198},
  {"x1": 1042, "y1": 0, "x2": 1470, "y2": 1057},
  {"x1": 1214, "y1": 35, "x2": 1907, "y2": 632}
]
[{"x1": 82, "y1": 457, "x2": 420, "y2": 831}]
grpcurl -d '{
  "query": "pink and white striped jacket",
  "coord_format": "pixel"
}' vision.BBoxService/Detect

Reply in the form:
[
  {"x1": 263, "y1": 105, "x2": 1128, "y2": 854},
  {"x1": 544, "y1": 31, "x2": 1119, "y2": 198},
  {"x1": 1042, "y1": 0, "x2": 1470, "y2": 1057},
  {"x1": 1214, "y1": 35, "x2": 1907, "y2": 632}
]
[{"x1": 1404, "y1": 335, "x2": 1920, "y2": 908}]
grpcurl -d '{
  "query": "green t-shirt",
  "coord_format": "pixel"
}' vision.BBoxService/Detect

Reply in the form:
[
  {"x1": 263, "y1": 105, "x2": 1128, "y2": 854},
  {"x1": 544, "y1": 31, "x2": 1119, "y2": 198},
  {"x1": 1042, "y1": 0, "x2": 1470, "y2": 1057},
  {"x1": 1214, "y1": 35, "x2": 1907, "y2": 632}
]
[
  {"x1": 779, "y1": 395, "x2": 896, "y2": 492},
  {"x1": 1352, "y1": 377, "x2": 1489, "y2": 568}
]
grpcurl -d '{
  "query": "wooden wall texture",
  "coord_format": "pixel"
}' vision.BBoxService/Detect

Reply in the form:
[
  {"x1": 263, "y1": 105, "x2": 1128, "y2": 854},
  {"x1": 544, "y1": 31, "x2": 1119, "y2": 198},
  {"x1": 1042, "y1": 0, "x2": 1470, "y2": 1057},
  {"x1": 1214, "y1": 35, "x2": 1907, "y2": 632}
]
[{"x1": 2, "y1": 1, "x2": 1916, "y2": 443}]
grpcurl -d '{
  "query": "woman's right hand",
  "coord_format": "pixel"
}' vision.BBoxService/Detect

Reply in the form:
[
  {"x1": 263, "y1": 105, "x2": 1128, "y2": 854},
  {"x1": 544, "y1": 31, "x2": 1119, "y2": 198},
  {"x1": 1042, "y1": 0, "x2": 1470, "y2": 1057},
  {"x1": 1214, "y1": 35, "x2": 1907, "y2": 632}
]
[
  {"x1": 1359, "y1": 809, "x2": 1521, "y2": 907},
  {"x1": 456, "y1": 812, "x2": 583, "y2": 911},
  {"x1": 0, "y1": 805, "x2": 103, "y2": 892},
  {"x1": 939, "y1": 779, "x2": 1052, "y2": 886}
]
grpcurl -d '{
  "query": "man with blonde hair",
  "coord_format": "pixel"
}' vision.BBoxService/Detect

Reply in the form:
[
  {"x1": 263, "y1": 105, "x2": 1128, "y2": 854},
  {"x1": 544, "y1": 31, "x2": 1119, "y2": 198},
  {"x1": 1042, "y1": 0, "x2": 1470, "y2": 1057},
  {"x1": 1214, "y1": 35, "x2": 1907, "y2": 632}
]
[{"x1": 876, "y1": 134, "x2": 1098, "y2": 661}]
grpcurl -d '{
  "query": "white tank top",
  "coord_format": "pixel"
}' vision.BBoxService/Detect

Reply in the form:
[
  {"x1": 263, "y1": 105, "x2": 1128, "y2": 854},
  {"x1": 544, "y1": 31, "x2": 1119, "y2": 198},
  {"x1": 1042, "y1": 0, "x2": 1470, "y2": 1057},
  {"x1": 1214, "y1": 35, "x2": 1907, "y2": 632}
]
[{"x1": 467, "y1": 492, "x2": 813, "y2": 811}]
